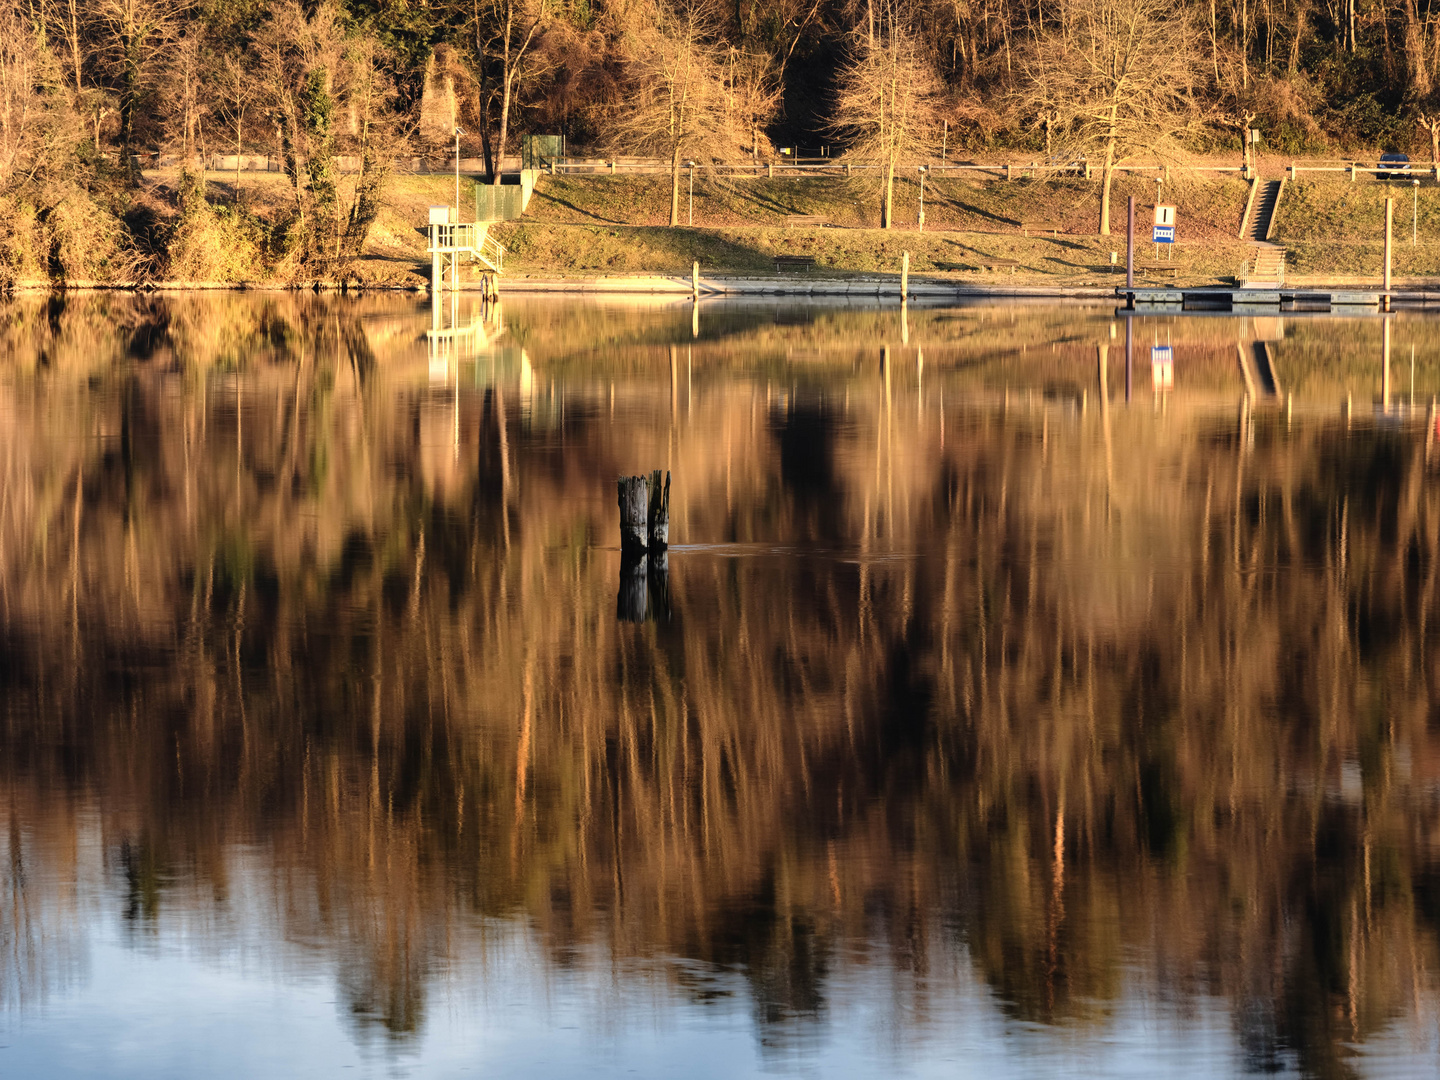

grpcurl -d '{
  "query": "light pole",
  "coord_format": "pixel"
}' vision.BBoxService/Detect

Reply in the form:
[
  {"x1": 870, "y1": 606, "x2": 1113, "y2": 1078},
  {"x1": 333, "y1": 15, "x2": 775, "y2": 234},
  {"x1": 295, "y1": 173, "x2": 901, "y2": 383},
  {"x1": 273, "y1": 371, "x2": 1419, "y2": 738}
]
[
  {"x1": 454, "y1": 127, "x2": 465, "y2": 224},
  {"x1": 1414, "y1": 177, "x2": 1420, "y2": 246},
  {"x1": 687, "y1": 161, "x2": 695, "y2": 226}
]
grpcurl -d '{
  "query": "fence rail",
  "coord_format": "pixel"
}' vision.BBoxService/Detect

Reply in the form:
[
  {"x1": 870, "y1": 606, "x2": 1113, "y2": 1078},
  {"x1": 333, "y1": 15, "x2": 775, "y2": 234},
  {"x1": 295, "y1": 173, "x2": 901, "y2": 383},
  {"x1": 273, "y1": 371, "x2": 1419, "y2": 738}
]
[
  {"x1": 543, "y1": 157, "x2": 1255, "y2": 180},
  {"x1": 141, "y1": 150, "x2": 1440, "y2": 185},
  {"x1": 1287, "y1": 162, "x2": 1440, "y2": 180}
]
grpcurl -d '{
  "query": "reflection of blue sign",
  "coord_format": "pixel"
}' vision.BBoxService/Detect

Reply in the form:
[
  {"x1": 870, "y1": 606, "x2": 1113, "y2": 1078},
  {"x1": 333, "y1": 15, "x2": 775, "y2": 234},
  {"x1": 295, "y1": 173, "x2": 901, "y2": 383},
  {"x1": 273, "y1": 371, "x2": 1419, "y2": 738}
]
[
  {"x1": 1152, "y1": 225, "x2": 1175, "y2": 243},
  {"x1": 1151, "y1": 345, "x2": 1174, "y2": 390}
]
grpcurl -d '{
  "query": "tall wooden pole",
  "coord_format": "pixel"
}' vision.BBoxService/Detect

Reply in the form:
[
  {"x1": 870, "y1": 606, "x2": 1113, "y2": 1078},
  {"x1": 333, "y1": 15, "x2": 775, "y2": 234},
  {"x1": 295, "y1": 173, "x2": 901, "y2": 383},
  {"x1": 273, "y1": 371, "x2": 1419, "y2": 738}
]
[
  {"x1": 1383, "y1": 316, "x2": 1392, "y2": 412},
  {"x1": 1126, "y1": 196, "x2": 1135, "y2": 290},
  {"x1": 1385, "y1": 197, "x2": 1394, "y2": 305},
  {"x1": 900, "y1": 251, "x2": 910, "y2": 300},
  {"x1": 1124, "y1": 315, "x2": 1133, "y2": 403}
]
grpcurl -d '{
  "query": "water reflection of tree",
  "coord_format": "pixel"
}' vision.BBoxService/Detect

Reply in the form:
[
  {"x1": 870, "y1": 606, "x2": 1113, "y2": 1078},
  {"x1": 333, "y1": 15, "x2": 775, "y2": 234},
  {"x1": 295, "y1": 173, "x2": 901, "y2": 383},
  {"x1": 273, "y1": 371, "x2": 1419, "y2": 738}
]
[{"x1": 1, "y1": 295, "x2": 1440, "y2": 1076}]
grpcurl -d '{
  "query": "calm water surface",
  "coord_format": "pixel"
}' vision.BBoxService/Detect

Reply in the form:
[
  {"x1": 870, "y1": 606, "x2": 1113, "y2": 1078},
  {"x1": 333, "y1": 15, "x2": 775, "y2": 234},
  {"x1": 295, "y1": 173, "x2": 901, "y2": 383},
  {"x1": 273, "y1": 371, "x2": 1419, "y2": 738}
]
[{"x1": 3, "y1": 294, "x2": 1440, "y2": 1078}]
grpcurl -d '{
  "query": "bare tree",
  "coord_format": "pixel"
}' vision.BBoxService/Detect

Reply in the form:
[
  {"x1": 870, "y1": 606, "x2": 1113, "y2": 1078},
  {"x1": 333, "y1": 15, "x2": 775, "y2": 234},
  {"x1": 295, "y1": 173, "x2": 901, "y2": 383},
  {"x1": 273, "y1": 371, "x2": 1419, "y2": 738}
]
[
  {"x1": 94, "y1": 0, "x2": 191, "y2": 182},
  {"x1": 1417, "y1": 111, "x2": 1440, "y2": 169},
  {"x1": 43, "y1": 0, "x2": 85, "y2": 99},
  {"x1": 160, "y1": 30, "x2": 208, "y2": 175},
  {"x1": 1219, "y1": 107, "x2": 1257, "y2": 176},
  {"x1": 722, "y1": 47, "x2": 780, "y2": 160},
  {"x1": 213, "y1": 52, "x2": 258, "y2": 204},
  {"x1": 0, "y1": 1, "x2": 63, "y2": 187},
  {"x1": 614, "y1": 0, "x2": 730, "y2": 226},
  {"x1": 831, "y1": 19, "x2": 943, "y2": 229},
  {"x1": 252, "y1": 0, "x2": 346, "y2": 264},
  {"x1": 479, "y1": 0, "x2": 549, "y2": 186},
  {"x1": 252, "y1": 1, "x2": 401, "y2": 274},
  {"x1": 1022, "y1": 0, "x2": 1198, "y2": 235}
]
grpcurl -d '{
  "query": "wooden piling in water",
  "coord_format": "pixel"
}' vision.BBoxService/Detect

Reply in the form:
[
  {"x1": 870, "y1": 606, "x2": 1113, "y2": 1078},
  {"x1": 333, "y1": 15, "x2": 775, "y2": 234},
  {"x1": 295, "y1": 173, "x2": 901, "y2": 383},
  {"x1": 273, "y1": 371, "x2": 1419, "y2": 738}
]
[
  {"x1": 618, "y1": 475, "x2": 649, "y2": 553},
  {"x1": 900, "y1": 251, "x2": 910, "y2": 300},
  {"x1": 617, "y1": 556, "x2": 648, "y2": 622},
  {"x1": 648, "y1": 470, "x2": 670, "y2": 549},
  {"x1": 1385, "y1": 198, "x2": 1394, "y2": 306}
]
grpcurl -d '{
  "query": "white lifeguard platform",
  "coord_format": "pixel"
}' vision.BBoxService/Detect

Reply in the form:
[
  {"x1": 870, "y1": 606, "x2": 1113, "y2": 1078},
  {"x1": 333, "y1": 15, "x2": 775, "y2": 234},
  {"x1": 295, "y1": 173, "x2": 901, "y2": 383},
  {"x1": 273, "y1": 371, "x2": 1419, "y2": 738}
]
[{"x1": 426, "y1": 205, "x2": 504, "y2": 293}]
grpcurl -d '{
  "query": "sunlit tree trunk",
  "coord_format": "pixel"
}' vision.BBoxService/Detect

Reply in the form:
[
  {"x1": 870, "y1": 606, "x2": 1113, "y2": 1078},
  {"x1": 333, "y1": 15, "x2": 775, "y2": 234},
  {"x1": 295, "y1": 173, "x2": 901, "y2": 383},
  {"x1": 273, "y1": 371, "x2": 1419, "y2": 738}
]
[{"x1": 1098, "y1": 116, "x2": 1117, "y2": 236}]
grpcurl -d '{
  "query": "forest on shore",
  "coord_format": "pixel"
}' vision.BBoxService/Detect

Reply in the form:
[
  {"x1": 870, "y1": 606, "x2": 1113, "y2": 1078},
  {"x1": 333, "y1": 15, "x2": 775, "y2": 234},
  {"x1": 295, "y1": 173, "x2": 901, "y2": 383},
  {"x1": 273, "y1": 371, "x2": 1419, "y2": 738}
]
[{"x1": 2, "y1": 0, "x2": 1439, "y2": 281}]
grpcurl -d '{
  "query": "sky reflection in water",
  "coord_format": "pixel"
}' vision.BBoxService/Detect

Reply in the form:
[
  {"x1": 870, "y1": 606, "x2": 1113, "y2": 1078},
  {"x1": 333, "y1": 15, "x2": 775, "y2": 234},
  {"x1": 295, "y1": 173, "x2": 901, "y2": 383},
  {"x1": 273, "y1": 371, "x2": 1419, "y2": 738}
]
[{"x1": 2, "y1": 293, "x2": 1440, "y2": 1078}]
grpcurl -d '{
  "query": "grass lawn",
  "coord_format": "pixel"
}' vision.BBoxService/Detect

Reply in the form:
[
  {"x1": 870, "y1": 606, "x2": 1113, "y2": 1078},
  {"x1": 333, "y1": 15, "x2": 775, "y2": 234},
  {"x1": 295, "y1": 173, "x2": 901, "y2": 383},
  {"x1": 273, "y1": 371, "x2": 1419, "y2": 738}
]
[{"x1": 136, "y1": 165, "x2": 1440, "y2": 287}]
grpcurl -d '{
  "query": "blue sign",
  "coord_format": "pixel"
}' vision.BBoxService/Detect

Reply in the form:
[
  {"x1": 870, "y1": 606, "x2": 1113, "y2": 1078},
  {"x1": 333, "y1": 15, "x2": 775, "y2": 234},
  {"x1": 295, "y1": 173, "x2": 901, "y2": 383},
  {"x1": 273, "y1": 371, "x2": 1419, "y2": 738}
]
[{"x1": 1152, "y1": 225, "x2": 1175, "y2": 243}]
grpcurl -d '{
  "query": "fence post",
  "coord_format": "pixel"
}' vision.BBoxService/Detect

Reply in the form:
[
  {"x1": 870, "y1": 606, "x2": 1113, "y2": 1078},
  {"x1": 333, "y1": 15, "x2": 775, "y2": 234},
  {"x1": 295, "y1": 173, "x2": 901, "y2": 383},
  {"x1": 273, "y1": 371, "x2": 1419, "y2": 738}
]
[
  {"x1": 1350, "y1": 163, "x2": 1357, "y2": 183},
  {"x1": 768, "y1": 162, "x2": 774, "y2": 179},
  {"x1": 610, "y1": 160, "x2": 616, "y2": 174},
  {"x1": 1006, "y1": 163, "x2": 1013, "y2": 181},
  {"x1": 900, "y1": 251, "x2": 909, "y2": 300}
]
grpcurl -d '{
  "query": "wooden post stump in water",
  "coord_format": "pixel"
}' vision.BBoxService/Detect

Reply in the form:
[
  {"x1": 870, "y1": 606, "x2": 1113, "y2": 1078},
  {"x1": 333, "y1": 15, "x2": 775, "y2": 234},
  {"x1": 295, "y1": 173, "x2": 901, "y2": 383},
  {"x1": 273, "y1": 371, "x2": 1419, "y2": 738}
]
[
  {"x1": 647, "y1": 469, "x2": 670, "y2": 549},
  {"x1": 618, "y1": 475, "x2": 650, "y2": 553}
]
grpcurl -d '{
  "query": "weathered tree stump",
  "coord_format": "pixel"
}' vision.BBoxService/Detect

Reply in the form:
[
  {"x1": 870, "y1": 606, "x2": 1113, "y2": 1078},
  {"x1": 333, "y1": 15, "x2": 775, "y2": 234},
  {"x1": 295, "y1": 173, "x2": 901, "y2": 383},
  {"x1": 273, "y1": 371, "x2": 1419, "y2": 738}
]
[
  {"x1": 647, "y1": 469, "x2": 670, "y2": 550},
  {"x1": 618, "y1": 475, "x2": 649, "y2": 553}
]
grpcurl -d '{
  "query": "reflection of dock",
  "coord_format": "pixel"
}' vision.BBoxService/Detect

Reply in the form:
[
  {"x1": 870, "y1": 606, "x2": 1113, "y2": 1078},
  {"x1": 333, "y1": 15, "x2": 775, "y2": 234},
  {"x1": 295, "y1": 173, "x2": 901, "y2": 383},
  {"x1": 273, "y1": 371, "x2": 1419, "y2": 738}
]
[{"x1": 1121, "y1": 287, "x2": 1440, "y2": 312}]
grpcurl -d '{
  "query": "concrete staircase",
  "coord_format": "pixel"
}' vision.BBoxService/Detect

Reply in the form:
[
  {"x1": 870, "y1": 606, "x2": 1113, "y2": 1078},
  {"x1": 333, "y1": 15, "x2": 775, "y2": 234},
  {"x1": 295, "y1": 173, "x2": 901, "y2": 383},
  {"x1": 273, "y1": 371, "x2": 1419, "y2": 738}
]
[
  {"x1": 1243, "y1": 245, "x2": 1286, "y2": 289},
  {"x1": 1245, "y1": 179, "x2": 1283, "y2": 241}
]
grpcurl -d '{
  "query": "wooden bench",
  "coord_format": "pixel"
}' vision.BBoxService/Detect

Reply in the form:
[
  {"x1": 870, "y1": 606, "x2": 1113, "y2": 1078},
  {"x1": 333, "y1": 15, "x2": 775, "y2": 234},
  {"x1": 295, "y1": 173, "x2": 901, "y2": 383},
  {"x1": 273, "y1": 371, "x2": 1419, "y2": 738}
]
[
  {"x1": 1021, "y1": 221, "x2": 1066, "y2": 237},
  {"x1": 774, "y1": 255, "x2": 815, "y2": 272},
  {"x1": 782, "y1": 214, "x2": 829, "y2": 228},
  {"x1": 1135, "y1": 261, "x2": 1179, "y2": 278},
  {"x1": 977, "y1": 257, "x2": 1021, "y2": 273}
]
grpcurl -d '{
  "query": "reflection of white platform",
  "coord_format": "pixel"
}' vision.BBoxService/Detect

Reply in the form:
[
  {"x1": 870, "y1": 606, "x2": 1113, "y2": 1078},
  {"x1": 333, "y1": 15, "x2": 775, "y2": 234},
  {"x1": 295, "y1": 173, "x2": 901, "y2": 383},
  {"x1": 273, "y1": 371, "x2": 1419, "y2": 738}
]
[{"x1": 426, "y1": 303, "x2": 491, "y2": 377}]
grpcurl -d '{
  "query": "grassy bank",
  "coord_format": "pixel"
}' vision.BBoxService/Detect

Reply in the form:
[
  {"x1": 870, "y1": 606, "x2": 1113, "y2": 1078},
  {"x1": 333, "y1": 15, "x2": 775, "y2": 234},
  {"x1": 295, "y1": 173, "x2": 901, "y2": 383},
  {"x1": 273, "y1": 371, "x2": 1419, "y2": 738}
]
[
  {"x1": 1274, "y1": 178, "x2": 1440, "y2": 278},
  {"x1": 492, "y1": 171, "x2": 1256, "y2": 285},
  {"x1": 11, "y1": 166, "x2": 1440, "y2": 289}
]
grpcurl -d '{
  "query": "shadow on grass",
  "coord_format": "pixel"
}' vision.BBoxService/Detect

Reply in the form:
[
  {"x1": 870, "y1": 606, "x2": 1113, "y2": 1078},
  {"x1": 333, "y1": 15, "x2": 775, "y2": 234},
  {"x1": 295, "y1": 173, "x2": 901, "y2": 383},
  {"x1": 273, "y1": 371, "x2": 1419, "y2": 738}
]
[
  {"x1": 579, "y1": 226, "x2": 780, "y2": 273},
  {"x1": 528, "y1": 188, "x2": 628, "y2": 225},
  {"x1": 930, "y1": 197, "x2": 1020, "y2": 228}
]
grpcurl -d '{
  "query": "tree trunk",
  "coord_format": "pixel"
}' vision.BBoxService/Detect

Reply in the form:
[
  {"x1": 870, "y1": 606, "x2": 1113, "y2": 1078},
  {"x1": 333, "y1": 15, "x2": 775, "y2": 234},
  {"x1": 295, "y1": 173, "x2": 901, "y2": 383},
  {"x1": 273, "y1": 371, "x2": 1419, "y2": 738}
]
[
  {"x1": 883, "y1": 154, "x2": 895, "y2": 229},
  {"x1": 493, "y1": 76, "x2": 512, "y2": 186},
  {"x1": 1407, "y1": 0, "x2": 1432, "y2": 98},
  {"x1": 1099, "y1": 134, "x2": 1116, "y2": 236},
  {"x1": 235, "y1": 111, "x2": 243, "y2": 205},
  {"x1": 670, "y1": 143, "x2": 682, "y2": 227},
  {"x1": 120, "y1": 52, "x2": 141, "y2": 184},
  {"x1": 65, "y1": 0, "x2": 82, "y2": 98}
]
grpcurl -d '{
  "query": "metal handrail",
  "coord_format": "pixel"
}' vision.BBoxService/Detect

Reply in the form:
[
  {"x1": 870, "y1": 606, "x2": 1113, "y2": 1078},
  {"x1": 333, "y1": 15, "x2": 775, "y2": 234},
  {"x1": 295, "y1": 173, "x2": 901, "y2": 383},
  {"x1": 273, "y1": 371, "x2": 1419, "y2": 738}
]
[{"x1": 479, "y1": 231, "x2": 505, "y2": 273}]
